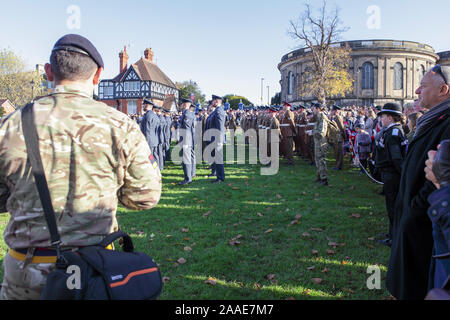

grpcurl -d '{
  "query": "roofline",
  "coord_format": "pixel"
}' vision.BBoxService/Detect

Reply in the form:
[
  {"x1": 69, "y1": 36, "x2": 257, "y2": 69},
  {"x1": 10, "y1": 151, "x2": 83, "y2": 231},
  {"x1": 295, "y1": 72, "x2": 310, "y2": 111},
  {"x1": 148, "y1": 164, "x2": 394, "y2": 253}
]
[{"x1": 279, "y1": 39, "x2": 439, "y2": 68}]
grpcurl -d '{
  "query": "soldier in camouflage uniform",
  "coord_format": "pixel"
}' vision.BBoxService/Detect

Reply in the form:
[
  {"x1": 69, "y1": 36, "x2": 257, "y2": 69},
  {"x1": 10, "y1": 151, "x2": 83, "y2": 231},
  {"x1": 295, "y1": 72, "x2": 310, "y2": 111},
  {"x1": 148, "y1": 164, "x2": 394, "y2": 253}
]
[
  {"x1": 312, "y1": 103, "x2": 329, "y2": 185},
  {"x1": 0, "y1": 34, "x2": 162, "y2": 300}
]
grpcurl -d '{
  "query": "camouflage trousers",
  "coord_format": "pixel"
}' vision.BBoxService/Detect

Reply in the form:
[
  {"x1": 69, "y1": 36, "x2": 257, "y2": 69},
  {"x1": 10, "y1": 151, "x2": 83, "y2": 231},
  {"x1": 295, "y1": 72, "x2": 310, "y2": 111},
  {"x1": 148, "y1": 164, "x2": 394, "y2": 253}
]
[
  {"x1": 0, "y1": 252, "x2": 55, "y2": 300},
  {"x1": 314, "y1": 137, "x2": 328, "y2": 180}
]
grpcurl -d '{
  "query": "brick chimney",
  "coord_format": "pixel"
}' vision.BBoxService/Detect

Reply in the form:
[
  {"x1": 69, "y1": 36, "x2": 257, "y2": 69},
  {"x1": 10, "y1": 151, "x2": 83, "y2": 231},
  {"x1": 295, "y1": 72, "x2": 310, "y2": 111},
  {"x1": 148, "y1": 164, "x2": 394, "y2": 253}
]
[
  {"x1": 119, "y1": 46, "x2": 128, "y2": 73},
  {"x1": 144, "y1": 48, "x2": 154, "y2": 63}
]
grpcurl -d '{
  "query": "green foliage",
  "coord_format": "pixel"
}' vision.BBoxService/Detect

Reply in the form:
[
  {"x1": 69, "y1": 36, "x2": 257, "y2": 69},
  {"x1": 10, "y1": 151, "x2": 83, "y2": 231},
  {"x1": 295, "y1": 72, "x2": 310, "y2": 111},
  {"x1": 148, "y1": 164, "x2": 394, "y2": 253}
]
[
  {"x1": 0, "y1": 49, "x2": 45, "y2": 107},
  {"x1": 271, "y1": 92, "x2": 281, "y2": 105},
  {"x1": 176, "y1": 80, "x2": 206, "y2": 104},
  {"x1": 223, "y1": 94, "x2": 253, "y2": 109}
]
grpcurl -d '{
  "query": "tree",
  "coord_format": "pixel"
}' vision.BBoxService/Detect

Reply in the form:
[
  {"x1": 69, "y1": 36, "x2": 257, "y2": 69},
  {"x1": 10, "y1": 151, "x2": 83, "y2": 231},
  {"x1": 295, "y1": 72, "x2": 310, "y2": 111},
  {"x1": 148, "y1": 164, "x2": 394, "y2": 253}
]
[
  {"x1": 0, "y1": 49, "x2": 45, "y2": 107},
  {"x1": 222, "y1": 94, "x2": 253, "y2": 110},
  {"x1": 176, "y1": 80, "x2": 206, "y2": 104},
  {"x1": 288, "y1": 1, "x2": 353, "y2": 105}
]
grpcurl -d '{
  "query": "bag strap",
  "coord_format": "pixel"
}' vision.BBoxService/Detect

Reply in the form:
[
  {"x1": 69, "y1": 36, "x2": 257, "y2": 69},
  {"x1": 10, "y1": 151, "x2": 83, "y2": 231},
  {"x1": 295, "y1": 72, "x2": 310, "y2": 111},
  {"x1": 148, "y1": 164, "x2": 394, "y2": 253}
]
[
  {"x1": 99, "y1": 230, "x2": 134, "y2": 252},
  {"x1": 21, "y1": 103, "x2": 65, "y2": 263}
]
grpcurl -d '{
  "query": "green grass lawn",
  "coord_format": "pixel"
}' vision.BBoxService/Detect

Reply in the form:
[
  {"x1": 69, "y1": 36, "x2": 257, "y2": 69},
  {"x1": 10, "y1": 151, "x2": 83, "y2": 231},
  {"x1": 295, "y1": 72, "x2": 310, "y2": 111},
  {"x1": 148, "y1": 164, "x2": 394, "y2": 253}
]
[{"x1": 0, "y1": 141, "x2": 393, "y2": 300}]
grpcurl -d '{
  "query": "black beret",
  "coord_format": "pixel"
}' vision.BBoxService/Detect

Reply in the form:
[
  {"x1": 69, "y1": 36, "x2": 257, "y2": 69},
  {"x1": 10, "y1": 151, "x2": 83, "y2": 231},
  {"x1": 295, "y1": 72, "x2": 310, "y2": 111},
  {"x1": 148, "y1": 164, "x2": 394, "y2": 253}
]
[
  {"x1": 180, "y1": 98, "x2": 192, "y2": 104},
  {"x1": 52, "y1": 34, "x2": 104, "y2": 68},
  {"x1": 212, "y1": 95, "x2": 223, "y2": 100},
  {"x1": 143, "y1": 98, "x2": 155, "y2": 106},
  {"x1": 332, "y1": 105, "x2": 342, "y2": 111}
]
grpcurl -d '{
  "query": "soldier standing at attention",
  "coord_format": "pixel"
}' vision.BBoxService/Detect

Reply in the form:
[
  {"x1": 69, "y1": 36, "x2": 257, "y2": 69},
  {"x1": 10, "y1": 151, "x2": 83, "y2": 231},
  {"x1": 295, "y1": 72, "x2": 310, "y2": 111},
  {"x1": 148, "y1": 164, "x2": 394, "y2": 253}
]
[
  {"x1": 312, "y1": 103, "x2": 329, "y2": 185},
  {"x1": 208, "y1": 95, "x2": 226, "y2": 183},
  {"x1": 329, "y1": 105, "x2": 346, "y2": 170},
  {"x1": 280, "y1": 102, "x2": 297, "y2": 165},
  {"x1": 374, "y1": 103, "x2": 407, "y2": 247},
  {"x1": 141, "y1": 99, "x2": 161, "y2": 163},
  {"x1": 0, "y1": 34, "x2": 162, "y2": 300},
  {"x1": 178, "y1": 98, "x2": 196, "y2": 185}
]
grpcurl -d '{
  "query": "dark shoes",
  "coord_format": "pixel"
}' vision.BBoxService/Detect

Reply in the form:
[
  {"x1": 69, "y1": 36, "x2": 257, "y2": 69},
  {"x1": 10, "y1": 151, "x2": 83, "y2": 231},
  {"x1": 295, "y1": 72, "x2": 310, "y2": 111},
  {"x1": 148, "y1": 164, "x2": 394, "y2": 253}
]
[
  {"x1": 208, "y1": 173, "x2": 216, "y2": 177},
  {"x1": 377, "y1": 238, "x2": 392, "y2": 247},
  {"x1": 178, "y1": 180, "x2": 191, "y2": 185},
  {"x1": 332, "y1": 167, "x2": 341, "y2": 171},
  {"x1": 211, "y1": 179, "x2": 223, "y2": 184},
  {"x1": 317, "y1": 179, "x2": 328, "y2": 186}
]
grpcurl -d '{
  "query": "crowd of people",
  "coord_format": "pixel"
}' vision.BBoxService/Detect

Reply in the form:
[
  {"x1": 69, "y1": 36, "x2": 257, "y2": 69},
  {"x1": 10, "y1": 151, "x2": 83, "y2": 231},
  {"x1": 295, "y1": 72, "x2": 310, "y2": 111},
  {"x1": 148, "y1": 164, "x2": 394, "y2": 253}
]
[
  {"x1": 131, "y1": 72, "x2": 449, "y2": 300},
  {"x1": 0, "y1": 33, "x2": 448, "y2": 301}
]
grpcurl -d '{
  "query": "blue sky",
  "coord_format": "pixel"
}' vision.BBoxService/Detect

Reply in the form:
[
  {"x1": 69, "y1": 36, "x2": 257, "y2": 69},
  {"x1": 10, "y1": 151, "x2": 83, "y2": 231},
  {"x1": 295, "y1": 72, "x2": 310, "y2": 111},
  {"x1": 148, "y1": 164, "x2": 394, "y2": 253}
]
[{"x1": 2, "y1": 0, "x2": 450, "y2": 104}]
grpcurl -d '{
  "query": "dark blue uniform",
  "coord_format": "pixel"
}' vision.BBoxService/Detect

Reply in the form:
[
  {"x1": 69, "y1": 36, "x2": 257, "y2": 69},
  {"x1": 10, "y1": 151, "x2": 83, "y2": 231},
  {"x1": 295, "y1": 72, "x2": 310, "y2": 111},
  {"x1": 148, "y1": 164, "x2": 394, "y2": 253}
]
[
  {"x1": 179, "y1": 109, "x2": 196, "y2": 183},
  {"x1": 208, "y1": 105, "x2": 226, "y2": 182},
  {"x1": 141, "y1": 109, "x2": 160, "y2": 163}
]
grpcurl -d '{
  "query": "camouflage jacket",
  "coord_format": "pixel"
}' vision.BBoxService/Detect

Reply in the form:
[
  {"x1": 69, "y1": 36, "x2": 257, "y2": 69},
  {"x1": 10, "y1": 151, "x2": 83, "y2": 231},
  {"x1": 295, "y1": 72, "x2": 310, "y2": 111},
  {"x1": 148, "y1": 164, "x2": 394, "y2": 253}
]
[{"x1": 0, "y1": 84, "x2": 162, "y2": 249}]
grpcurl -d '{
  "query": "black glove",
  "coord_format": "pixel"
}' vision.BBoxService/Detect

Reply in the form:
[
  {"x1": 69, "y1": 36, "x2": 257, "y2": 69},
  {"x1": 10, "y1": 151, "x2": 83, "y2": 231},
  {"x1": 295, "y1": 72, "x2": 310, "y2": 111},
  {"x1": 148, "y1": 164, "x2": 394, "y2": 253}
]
[{"x1": 432, "y1": 139, "x2": 450, "y2": 188}]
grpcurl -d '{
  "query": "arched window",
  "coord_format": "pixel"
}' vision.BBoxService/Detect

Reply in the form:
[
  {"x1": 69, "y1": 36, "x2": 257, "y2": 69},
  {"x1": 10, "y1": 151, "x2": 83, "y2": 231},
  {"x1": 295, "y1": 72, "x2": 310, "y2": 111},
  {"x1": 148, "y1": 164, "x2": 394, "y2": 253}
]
[
  {"x1": 394, "y1": 62, "x2": 403, "y2": 90},
  {"x1": 361, "y1": 62, "x2": 374, "y2": 89},
  {"x1": 418, "y1": 64, "x2": 425, "y2": 84},
  {"x1": 288, "y1": 71, "x2": 294, "y2": 95}
]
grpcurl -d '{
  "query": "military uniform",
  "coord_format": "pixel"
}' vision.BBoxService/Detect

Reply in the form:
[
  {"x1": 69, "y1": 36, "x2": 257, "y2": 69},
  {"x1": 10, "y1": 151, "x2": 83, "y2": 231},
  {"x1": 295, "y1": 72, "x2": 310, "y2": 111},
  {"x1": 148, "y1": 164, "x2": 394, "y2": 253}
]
[
  {"x1": 178, "y1": 107, "x2": 196, "y2": 184},
  {"x1": 330, "y1": 107, "x2": 346, "y2": 170},
  {"x1": 313, "y1": 110, "x2": 328, "y2": 184},
  {"x1": 0, "y1": 84, "x2": 162, "y2": 300}
]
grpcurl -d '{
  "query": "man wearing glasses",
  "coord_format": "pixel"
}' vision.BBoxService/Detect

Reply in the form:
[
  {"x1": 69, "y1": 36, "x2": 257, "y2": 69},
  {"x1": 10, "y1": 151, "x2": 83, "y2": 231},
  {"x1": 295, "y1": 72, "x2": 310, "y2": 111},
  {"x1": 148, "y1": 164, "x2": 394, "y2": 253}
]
[{"x1": 387, "y1": 65, "x2": 450, "y2": 299}]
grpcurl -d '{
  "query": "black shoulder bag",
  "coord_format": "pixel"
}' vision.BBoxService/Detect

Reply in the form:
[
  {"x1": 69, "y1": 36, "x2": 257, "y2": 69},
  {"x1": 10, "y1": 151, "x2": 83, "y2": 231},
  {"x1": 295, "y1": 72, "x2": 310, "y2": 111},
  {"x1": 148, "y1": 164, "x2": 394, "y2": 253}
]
[{"x1": 21, "y1": 103, "x2": 163, "y2": 300}]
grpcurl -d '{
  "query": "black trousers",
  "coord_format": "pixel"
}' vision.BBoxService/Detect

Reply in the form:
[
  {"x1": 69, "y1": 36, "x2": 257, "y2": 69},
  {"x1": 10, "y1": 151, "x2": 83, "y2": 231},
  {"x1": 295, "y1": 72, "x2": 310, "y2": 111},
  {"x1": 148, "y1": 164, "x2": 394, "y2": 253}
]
[{"x1": 381, "y1": 170, "x2": 401, "y2": 238}]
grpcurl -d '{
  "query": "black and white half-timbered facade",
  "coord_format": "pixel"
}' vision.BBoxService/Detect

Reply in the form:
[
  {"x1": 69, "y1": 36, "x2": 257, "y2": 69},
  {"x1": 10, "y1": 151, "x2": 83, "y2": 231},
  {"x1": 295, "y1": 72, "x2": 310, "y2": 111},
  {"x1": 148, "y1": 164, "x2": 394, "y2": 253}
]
[{"x1": 99, "y1": 47, "x2": 179, "y2": 115}]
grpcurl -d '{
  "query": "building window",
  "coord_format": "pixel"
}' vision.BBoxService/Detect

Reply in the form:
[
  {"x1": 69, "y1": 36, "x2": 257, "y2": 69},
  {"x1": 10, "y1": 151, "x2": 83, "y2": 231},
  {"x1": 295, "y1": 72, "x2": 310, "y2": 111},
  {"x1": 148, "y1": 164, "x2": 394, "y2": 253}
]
[
  {"x1": 361, "y1": 62, "x2": 374, "y2": 89},
  {"x1": 124, "y1": 81, "x2": 140, "y2": 92},
  {"x1": 418, "y1": 64, "x2": 425, "y2": 84},
  {"x1": 128, "y1": 100, "x2": 137, "y2": 115},
  {"x1": 288, "y1": 71, "x2": 294, "y2": 95},
  {"x1": 394, "y1": 62, "x2": 403, "y2": 90}
]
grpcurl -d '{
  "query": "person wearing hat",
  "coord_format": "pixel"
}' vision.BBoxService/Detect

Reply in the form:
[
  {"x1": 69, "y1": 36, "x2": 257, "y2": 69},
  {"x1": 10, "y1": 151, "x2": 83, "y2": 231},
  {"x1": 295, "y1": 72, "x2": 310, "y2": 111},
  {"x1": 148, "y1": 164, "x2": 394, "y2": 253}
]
[
  {"x1": 141, "y1": 99, "x2": 162, "y2": 166},
  {"x1": 329, "y1": 105, "x2": 346, "y2": 170},
  {"x1": 178, "y1": 98, "x2": 196, "y2": 185},
  {"x1": 374, "y1": 102, "x2": 407, "y2": 248},
  {"x1": 312, "y1": 103, "x2": 329, "y2": 185},
  {"x1": 152, "y1": 103, "x2": 165, "y2": 171},
  {"x1": 206, "y1": 95, "x2": 226, "y2": 183},
  {"x1": 0, "y1": 34, "x2": 162, "y2": 300},
  {"x1": 280, "y1": 102, "x2": 297, "y2": 165},
  {"x1": 387, "y1": 65, "x2": 450, "y2": 300}
]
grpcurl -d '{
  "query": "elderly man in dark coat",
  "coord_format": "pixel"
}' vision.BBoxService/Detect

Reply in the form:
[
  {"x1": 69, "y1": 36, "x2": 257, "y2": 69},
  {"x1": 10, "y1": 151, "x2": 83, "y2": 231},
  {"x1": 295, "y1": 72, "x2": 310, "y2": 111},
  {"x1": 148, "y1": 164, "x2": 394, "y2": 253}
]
[{"x1": 386, "y1": 65, "x2": 450, "y2": 300}]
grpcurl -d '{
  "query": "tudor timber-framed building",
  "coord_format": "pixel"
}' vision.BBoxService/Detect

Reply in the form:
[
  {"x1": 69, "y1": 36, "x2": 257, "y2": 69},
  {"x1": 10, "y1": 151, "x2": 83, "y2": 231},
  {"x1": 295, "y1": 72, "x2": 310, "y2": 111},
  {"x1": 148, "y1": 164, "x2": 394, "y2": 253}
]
[
  {"x1": 98, "y1": 47, "x2": 179, "y2": 115},
  {"x1": 278, "y1": 39, "x2": 450, "y2": 107}
]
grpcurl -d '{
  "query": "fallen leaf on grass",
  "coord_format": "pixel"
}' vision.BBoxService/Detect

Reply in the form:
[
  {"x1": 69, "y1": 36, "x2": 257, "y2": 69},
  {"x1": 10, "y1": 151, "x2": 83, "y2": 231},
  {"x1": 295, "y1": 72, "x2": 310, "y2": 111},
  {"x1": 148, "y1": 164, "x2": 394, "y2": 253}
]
[
  {"x1": 327, "y1": 250, "x2": 335, "y2": 255},
  {"x1": 328, "y1": 241, "x2": 339, "y2": 247},
  {"x1": 162, "y1": 277, "x2": 170, "y2": 283},
  {"x1": 257, "y1": 212, "x2": 263, "y2": 217},
  {"x1": 285, "y1": 296, "x2": 295, "y2": 300},
  {"x1": 205, "y1": 277, "x2": 217, "y2": 285},
  {"x1": 232, "y1": 187, "x2": 240, "y2": 190},
  {"x1": 311, "y1": 278, "x2": 323, "y2": 284},
  {"x1": 312, "y1": 249, "x2": 319, "y2": 255},
  {"x1": 254, "y1": 282, "x2": 261, "y2": 290},
  {"x1": 343, "y1": 288, "x2": 355, "y2": 294},
  {"x1": 202, "y1": 211, "x2": 211, "y2": 217},
  {"x1": 322, "y1": 268, "x2": 330, "y2": 273},
  {"x1": 302, "y1": 232, "x2": 312, "y2": 237},
  {"x1": 181, "y1": 228, "x2": 189, "y2": 233},
  {"x1": 265, "y1": 228, "x2": 273, "y2": 234},
  {"x1": 368, "y1": 237, "x2": 375, "y2": 241},
  {"x1": 177, "y1": 258, "x2": 187, "y2": 264},
  {"x1": 184, "y1": 246, "x2": 192, "y2": 251},
  {"x1": 276, "y1": 194, "x2": 282, "y2": 199},
  {"x1": 267, "y1": 274, "x2": 276, "y2": 280},
  {"x1": 307, "y1": 266, "x2": 315, "y2": 271},
  {"x1": 351, "y1": 213, "x2": 361, "y2": 218},
  {"x1": 295, "y1": 214, "x2": 302, "y2": 219},
  {"x1": 310, "y1": 227, "x2": 323, "y2": 232}
]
